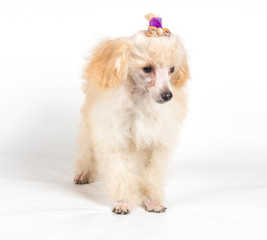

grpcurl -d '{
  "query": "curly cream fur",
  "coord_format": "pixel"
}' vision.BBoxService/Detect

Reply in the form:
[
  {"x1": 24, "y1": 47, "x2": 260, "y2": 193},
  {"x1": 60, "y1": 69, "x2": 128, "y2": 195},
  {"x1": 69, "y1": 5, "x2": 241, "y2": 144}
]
[{"x1": 75, "y1": 29, "x2": 190, "y2": 213}]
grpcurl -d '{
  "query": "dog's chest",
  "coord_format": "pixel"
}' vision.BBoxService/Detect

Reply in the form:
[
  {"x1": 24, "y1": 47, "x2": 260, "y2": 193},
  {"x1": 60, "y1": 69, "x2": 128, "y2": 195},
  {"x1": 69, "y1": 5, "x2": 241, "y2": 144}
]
[
  {"x1": 123, "y1": 103, "x2": 177, "y2": 149},
  {"x1": 91, "y1": 93, "x2": 181, "y2": 150}
]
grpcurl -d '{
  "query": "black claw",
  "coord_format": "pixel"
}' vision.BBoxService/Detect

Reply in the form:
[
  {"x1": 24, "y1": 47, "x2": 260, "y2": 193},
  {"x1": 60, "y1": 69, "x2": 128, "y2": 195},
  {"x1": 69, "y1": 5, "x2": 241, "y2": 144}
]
[
  {"x1": 112, "y1": 208, "x2": 130, "y2": 215},
  {"x1": 145, "y1": 207, "x2": 167, "y2": 213},
  {"x1": 74, "y1": 179, "x2": 90, "y2": 185}
]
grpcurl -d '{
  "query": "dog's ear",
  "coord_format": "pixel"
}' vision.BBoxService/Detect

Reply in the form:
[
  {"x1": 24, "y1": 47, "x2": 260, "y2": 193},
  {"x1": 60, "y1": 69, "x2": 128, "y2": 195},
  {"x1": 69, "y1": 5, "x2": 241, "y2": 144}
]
[
  {"x1": 84, "y1": 38, "x2": 130, "y2": 88},
  {"x1": 171, "y1": 55, "x2": 190, "y2": 87}
]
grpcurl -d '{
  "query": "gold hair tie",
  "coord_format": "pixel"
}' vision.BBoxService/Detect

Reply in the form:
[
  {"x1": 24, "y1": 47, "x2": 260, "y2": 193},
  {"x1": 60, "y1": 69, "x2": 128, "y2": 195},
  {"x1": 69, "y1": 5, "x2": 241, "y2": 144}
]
[{"x1": 145, "y1": 17, "x2": 171, "y2": 37}]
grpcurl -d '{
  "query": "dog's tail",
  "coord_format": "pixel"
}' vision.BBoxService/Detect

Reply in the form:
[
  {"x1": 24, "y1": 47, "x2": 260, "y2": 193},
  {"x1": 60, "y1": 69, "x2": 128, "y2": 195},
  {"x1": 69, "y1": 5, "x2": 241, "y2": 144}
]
[{"x1": 145, "y1": 13, "x2": 159, "y2": 21}]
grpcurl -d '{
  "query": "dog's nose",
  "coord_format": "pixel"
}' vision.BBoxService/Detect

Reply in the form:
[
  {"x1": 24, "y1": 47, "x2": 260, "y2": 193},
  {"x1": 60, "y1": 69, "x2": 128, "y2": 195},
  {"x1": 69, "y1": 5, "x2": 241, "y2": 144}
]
[{"x1": 161, "y1": 91, "x2": 173, "y2": 102}]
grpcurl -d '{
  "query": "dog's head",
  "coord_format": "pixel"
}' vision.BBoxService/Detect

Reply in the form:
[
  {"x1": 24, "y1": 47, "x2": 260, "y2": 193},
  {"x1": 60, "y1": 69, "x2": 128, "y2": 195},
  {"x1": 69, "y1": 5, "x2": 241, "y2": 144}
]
[{"x1": 83, "y1": 15, "x2": 190, "y2": 104}]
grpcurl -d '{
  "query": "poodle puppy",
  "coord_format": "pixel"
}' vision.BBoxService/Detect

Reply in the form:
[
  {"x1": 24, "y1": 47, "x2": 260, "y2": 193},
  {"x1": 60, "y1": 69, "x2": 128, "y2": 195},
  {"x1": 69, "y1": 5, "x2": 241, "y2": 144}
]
[{"x1": 74, "y1": 14, "x2": 190, "y2": 214}]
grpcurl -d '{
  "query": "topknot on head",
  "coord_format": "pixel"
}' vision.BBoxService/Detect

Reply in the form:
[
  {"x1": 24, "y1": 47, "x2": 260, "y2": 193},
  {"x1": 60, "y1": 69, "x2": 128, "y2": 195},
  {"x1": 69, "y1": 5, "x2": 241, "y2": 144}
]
[
  {"x1": 145, "y1": 13, "x2": 159, "y2": 21},
  {"x1": 145, "y1": 13, "x2": 171, "y2": 37}
]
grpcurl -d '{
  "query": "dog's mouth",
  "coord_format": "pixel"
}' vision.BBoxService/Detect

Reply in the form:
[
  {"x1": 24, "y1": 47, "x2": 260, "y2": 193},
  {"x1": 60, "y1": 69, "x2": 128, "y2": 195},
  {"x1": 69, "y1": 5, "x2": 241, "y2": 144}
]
[
  {"x1": 151, "y1": 95, "x2": 172, "y2": 104},
  {"x1": 155, "y1": 99, "x2": 167, "y2": 104}
]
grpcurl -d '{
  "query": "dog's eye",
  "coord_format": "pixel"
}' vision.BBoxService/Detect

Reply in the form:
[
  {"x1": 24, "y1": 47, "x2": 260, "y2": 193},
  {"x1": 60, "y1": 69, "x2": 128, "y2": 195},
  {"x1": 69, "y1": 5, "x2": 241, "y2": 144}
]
[
  {"x1": 170, "y1": 67, "x2": 175, "y2": 73},
  {"x1": 143, "y1": 66, "x2": 152, "y2": 73}
]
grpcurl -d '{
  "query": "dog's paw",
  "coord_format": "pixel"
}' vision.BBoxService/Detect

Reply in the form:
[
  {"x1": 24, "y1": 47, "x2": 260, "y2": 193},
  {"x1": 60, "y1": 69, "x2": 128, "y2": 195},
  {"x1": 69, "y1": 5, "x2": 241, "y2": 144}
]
[
  {"x1": 143, "y1": 197, "x2": 167, "y2": 213},
  {"x1": 73, "y1": 173, "x2": 90, "y2": 185},
  {"x1": 112, "y1": 200, "x2": 130, "y2": 215}
]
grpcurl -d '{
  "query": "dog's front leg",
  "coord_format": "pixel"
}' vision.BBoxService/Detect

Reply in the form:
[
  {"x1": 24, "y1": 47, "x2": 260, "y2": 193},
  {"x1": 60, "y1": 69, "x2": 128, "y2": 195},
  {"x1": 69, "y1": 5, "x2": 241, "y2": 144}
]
[
  {"x1": 141, "y1": 147, "x2": 169, "y2": 213},
  {"x1": 102, "y1": 152, "x2": 140, "y2": 215}
]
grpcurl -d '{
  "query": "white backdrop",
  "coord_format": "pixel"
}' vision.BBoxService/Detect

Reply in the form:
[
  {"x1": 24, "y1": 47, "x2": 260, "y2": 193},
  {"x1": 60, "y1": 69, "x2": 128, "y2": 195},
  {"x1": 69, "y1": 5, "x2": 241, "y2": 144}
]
[{"x1": 0, "y1": 0, "x2": 267, "y2": 239}]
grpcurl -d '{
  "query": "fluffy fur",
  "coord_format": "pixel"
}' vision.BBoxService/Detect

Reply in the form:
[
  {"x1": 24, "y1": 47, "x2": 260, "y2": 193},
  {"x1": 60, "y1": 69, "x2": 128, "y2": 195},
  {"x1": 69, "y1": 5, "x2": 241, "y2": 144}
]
[{"x1": 74, "y1": 17, "x2": 190, "y2": 214}]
